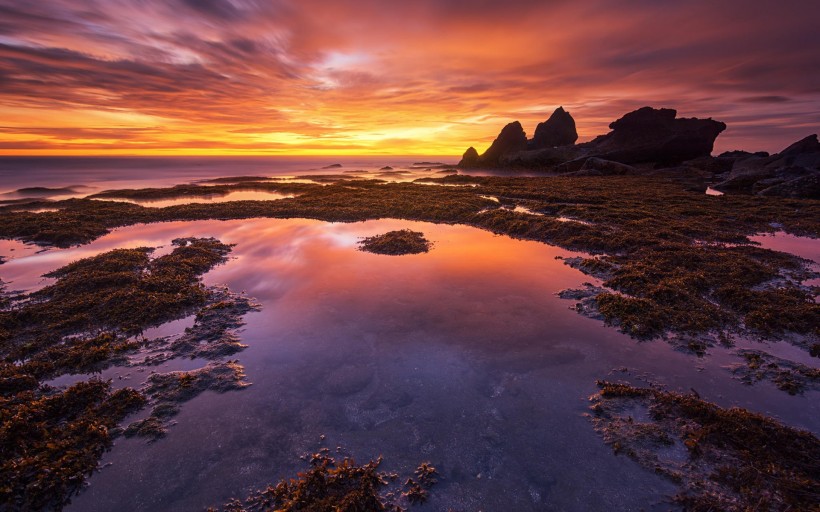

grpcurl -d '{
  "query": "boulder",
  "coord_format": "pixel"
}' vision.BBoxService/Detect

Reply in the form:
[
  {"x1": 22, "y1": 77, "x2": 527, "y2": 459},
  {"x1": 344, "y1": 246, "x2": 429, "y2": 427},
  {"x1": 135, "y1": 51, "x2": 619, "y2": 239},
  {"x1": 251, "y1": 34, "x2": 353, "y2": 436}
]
[
  {"x1": 581, "y1": 107, "x2": 727, "y2": 165},
  {"x1": 530, "y1": 107, "x2": 578, "y2": 149}
]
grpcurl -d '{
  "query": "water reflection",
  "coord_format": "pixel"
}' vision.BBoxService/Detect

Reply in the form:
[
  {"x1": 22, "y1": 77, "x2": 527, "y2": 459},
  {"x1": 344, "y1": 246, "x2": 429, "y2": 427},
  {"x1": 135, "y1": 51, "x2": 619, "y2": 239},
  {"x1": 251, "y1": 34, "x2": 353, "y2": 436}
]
[
  {"x1": 93, "y1": 190, "x2": 294, "y2": 208},
  {"x1": 2, "y1": 218, "x2": 816, "y2": 511}
]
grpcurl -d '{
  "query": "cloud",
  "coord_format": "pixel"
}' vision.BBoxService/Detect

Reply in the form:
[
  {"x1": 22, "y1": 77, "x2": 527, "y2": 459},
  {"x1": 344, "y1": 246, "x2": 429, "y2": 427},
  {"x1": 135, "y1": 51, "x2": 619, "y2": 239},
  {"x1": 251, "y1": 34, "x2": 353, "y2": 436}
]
[{"x1": 0, "y1": 0, "x2": 818, "y2": 154}]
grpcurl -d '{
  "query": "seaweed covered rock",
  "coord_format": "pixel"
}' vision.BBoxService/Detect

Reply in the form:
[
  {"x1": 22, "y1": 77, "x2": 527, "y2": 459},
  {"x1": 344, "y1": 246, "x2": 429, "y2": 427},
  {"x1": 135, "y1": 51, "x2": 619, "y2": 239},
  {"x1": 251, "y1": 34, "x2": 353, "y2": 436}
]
[
  {"x1": 530, "y1": 106, "x2": 578, "y2": 149},
  {"x1": 589, "y1": 380, "x2": 820, "y2": 511},
  {"x1": 358, "y1": 230, "x2": 431, "y2": 255},
  {"x1": 207, "y1": 451, "x2": 438, "y2": 512}
]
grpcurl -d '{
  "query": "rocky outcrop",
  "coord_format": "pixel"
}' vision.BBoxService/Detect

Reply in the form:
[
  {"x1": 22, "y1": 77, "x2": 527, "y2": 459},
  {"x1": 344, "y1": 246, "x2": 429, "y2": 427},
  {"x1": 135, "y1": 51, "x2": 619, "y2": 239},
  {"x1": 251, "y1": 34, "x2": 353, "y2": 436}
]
[
  {"x1": 457, "y1": 106, "x2": 726, "y2": 171},
  {"x1": 530, "y1": 107, "x2": 578, "y2": 149},
  {"x1": 477, "y1": 121, "x2": 528, "y2": 167},
  {"x1": 579, "y1": 107, "x2": 726, "y2": 165},
  {"x1": 458, "y1": 146, "x2": 480, "y2": 168},
  {"x1": 713, "y1": 135, "x2": 820, "y2": 199}
]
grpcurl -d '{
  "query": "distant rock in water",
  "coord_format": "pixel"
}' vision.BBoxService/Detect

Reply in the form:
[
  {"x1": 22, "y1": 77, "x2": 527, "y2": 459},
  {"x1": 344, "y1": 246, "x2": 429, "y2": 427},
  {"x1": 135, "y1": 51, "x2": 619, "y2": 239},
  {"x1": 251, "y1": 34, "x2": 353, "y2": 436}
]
[
  {"x1": 322, "y1": 163, "x2": 343, "y2": 169},
  {"x1": 713, "y1": 134, "x2": 820, "y2": 199},
  {"x1": 458, "y1": 147, "x2": 480, "y2": 168},
  {"x1": 582, "y1": 106, "x2": 727, "y2": 165},
  {"x1": 380, "y1": 166, "x2": 393, "y2": 171},
  {"x1": 530, "y1": 107, "x2": 578, "y2": 149}
]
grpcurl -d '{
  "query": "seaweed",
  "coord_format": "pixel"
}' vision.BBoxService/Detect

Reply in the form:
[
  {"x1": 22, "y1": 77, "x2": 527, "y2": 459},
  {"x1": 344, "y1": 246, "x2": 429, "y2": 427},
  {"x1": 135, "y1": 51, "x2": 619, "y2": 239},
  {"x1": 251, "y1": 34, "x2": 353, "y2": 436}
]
[
  {"x1": 1, "y1": 174, "x2": 818, "y2": 345},
  {"x1": 728, "y1": 349, "x2": 820, "y2": 394},
  {"x1": 0, "y1": 237, "x2": 253, "y2": 509},
  {"x1": 0, "y1": 380, "x2": 145, "y2": 510},
  {"x1": 589, "y1": 380, "x2": 820, "y2": 510},
  {"x1": 206, "y1": 451, "x2": 438, "y2": 512},
  {"x1": 358, "y1": 230, "x2": 432, "y2": 255}
]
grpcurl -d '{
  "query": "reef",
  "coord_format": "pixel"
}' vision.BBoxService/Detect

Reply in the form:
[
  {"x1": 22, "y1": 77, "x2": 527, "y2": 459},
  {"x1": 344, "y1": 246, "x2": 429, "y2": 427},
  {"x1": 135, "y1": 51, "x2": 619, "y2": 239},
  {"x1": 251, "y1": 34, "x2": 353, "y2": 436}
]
[
  {"x1": 207, "y1": 449, "x2": 438, "y2": 512},
  {"x1": 358, "y1": 229, "x2": 432, "y2": 255},
  {"x1": 589, "y1": 381, "x2": 820, "y2": 511},
  {"x1": 0, "y1": 237, "x2": 257, "y2": 510},
  {"x1": 728, "y1": 349, "x2": 820, "y2": 395},
  {"x1": 1, "y1": 175, "x2": 817, "y2": 349}
]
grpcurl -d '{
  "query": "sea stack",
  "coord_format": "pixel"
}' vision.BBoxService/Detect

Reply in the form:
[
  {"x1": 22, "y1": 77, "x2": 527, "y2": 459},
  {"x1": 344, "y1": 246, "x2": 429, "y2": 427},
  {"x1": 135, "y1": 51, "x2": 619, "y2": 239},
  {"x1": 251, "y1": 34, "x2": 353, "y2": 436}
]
[{"x1": 530, "y1": 107, "x2": 578, "y2": 149}]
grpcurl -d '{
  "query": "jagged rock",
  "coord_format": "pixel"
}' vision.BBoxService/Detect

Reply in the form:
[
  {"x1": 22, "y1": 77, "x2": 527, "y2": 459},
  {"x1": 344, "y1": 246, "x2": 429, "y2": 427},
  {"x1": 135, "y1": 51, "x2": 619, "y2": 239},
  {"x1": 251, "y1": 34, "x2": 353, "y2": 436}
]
[
  {"x1": 580, "y1": 107, "x2": 727, "y2": 165},
  {"x1": 713, "y1": 134, "x2": 820, "y2": 198},
  {"x1": 458, "y1": 146, "x2": 480, "y2": 168},
  {"x1": 477, "y1": 121, "x2": 528, "y2": 167},
  {"x1": 530, "y1": 107, "x2": 578, "y2": 149},
  {"x1": 458, "y1": 106, "x2": 726, "y2": 171}
]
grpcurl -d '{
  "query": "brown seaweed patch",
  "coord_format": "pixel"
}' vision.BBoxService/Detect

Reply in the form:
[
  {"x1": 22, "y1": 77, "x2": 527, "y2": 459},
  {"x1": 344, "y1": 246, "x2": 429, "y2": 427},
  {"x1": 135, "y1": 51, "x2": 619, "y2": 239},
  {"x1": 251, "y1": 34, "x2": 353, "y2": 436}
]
[
  {"x1": 0, "y1": 380, "x2": 145, "y2": 511},
  {"x1": 127, "y1": 361, "x2": 249, "y2": 440},
  {"x1": 358, "y1": 230, "x2": 432, "y2": 255},
  {"x1": 589, "y1": 381, "x2": 820, "y2": 510},
  {"x1": 136, "y1": 287, "x2": 260, "y2": 365},
  {"x1": 0, "y1": 237, "x2": 255, "y2": 508},
  {"x1": 728, "y1": 349, "x2": 820, "y2": 395},
  {"x1": 206, "y1": 450, "x2": 438, "y2": 512},
  {"x1": 1, "y1": 175, "x2": 818, "y2": 345}
]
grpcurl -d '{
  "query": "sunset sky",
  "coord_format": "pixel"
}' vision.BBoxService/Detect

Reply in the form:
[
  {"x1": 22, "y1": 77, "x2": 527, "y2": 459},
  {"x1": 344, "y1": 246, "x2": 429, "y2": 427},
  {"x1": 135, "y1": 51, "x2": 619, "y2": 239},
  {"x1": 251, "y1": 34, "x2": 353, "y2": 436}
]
[{"x1": 1, "y1": 0, "x2": 818, "y2": 156}]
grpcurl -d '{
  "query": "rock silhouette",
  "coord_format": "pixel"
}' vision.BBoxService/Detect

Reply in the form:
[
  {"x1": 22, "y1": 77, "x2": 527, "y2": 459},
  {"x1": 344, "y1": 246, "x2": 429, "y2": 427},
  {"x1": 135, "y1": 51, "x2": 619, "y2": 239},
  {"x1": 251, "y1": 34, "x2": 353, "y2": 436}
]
[
  {"x1": 530, "y1": 107, "x2": 578, "y2": 149},
  {"x1": 583, "y1": 107, "x2": 726, "y2": 164},
  {"x1": 458, "y1": 106, "x2": 726, "y2": 171},
  {"x1": 459, "y1": 146, "x2": 480, "y2": 168},
  {"x1": 476, "y1": 121, "x2": 528, "y2": 167}
]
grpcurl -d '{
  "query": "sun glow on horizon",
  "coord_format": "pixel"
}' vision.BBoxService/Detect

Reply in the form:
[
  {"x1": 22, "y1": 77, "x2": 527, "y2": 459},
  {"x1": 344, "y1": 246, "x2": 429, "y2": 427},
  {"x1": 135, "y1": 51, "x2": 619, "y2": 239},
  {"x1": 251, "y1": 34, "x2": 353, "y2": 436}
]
[{"x1": 0, "y1": 1, "x2": 818, "y2": 156}]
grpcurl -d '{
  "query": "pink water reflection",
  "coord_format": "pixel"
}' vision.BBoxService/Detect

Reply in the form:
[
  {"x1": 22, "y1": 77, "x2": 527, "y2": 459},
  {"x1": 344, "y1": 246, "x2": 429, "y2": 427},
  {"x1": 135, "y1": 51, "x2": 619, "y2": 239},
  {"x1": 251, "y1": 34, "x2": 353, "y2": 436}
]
[{"x1": 2, "y1": 217, "x2": 816, "y2": 511}]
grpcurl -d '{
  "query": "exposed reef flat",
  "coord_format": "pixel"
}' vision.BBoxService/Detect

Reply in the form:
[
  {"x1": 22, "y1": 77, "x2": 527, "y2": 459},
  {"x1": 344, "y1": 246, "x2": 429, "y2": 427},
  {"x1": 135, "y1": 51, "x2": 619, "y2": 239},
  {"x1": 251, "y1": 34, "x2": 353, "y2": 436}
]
[
  {"x1": 589, "y1": 380, "x2": 820, "y2": 511},
  {"x1": 1, "y1": 175, "x2": 817, "y2": 347},
  {"x1": 206, "y1": 449, "x2": 438, "y2": 512},
  {"x1": 1, "y1": 167, "x2": 818, "y2": 510},
  {"x1": 0, "y1": 238, "x2": 257, "y2": 509}
]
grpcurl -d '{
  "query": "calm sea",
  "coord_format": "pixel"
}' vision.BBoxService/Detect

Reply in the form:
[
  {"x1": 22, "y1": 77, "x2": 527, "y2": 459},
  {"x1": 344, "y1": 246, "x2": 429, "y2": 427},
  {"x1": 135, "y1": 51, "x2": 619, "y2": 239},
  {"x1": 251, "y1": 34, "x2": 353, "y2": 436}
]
[{"x1": 0, "y1": 155, "x2": 457, "y2": 194}]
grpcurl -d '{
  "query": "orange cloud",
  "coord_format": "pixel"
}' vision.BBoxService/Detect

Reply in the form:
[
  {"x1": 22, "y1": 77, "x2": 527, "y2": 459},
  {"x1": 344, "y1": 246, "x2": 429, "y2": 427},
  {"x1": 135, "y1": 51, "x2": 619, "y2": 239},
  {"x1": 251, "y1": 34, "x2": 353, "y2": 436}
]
[{"x1": 0, "y1": 0, "x2": 818, "y2": 155}]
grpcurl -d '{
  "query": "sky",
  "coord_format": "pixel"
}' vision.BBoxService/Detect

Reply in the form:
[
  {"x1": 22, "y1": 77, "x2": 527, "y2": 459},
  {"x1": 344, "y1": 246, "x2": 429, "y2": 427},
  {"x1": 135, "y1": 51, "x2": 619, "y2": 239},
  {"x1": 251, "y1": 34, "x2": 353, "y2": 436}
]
[{"x1": 0, "y1": 0, "x2": 818, "y2": 156}]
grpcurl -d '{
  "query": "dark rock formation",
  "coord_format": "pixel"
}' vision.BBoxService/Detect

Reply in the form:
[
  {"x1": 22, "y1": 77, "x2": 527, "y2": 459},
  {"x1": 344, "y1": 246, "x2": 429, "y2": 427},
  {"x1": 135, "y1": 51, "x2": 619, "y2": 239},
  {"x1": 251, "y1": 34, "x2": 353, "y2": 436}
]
[
  {"x1": 477, "y1": 121, "x2": 528, "y2": 167},
  {"x1": 718, "y1": 150, "x2": 769, "y2": 159},
  {"x1": 458, "y1": 146, "x2": 480, "y2": 168},
  {"x1": 457, "y1": 106, "x2": 726, "y2": 171},
  {"x1": 569, "y1": 157, "x2": 638, "y2": 176},
  {"x1": 530, "y1": 107, "x2": 578, "y2": 149},
  {"x1": 580, "y1": 107, "x2": 727, "y2": 165},
  {"x1": 713, "y1": 135, "x2": 820, "y2": 199}
]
